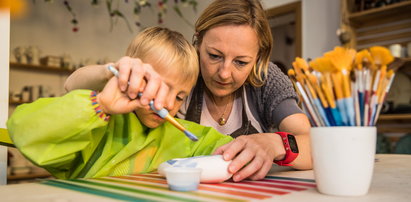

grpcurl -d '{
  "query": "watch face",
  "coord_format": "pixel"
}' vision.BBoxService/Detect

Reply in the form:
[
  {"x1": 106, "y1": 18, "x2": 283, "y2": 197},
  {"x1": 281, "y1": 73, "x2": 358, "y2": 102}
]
[{"x1": 287, "y1": 134, "x2": 299, "y2": 153}]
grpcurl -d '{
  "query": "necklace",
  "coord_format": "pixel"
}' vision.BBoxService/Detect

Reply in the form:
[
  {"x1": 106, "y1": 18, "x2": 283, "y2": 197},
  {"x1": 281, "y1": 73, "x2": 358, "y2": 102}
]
[{"x1": 209, "y1": 94, "x2": 232, "y2": 126}]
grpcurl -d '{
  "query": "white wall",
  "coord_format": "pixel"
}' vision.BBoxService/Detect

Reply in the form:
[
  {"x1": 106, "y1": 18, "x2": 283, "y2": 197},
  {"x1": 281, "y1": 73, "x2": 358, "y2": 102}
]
[
  {"x1": 10, "y1": 1, "x2": 212, "y2": 64},
  {"x1": 262, "y1": 0, "x2": 300, "y2": 8},
  {"x1": 263, "y1": 0, "x2": 340, "y2": 60},
  {"x1": 0, "y1": 9, "x2": 10, "y2": 185},
  {"x1": 301, "y1": 0, "x2": 340, "y2": 59}
]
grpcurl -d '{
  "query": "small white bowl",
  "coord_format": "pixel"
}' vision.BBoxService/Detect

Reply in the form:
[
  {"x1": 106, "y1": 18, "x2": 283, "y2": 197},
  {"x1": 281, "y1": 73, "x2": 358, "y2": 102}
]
[
  {"x1": 165, "y1": 167, "x2": 202, "y2": 192},
  {"x1": 158, "y1": 155, "x2": 232, "y2": 183}
]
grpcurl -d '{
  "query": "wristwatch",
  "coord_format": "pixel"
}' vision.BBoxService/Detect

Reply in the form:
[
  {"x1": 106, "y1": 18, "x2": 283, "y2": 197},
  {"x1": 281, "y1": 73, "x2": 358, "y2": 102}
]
[{"x1": 273, "y1": 132, "x2": 299, "y2": 166}]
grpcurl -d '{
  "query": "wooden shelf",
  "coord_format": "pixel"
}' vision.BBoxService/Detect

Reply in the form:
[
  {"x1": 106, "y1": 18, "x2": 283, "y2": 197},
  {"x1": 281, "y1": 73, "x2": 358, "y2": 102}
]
[
  {"x1": 403, "y1": 57, "x2": 411, "y2": 66},
  {"x1": 10, "y1": 62, "x2": 74, "y2": 74},
  {"x1": 378, "y1": 113, "x2": 411, "y2": 121},
  {"x1": 9, "y1": 100, "x2": 30, "y2": 105},
  {"x1": 7, "y1": 172, "x2": 52, "y2": 181},
  {"x1": 404, "y1": 59, "x2": 411, "y2": 78},
  {"x1": 377, "y1": 113, "x2": 411, "y2": 133},
  {"x1": 349, "y1": 1, "x2": 411, "y2": 28}
]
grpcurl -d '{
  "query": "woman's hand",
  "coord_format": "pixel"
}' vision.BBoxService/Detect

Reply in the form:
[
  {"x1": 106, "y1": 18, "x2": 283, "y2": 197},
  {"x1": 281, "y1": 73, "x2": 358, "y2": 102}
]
[
  {"x1": 97, "y1": 77, "x2": 147, "y2": 114},
  {"x1": 213, "y1": 133, "x2": 286, "y2": 182}
]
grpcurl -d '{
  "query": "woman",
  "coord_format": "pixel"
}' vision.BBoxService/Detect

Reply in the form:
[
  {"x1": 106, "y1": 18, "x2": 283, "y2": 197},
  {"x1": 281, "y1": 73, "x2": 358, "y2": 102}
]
[{"x1": 65, "y1": 0, "x2": 312, "y2": 182}]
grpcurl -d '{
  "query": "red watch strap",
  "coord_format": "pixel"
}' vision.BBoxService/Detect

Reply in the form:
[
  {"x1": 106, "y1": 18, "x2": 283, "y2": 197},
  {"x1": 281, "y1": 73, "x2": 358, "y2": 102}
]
[{"x1": 274, "y1": 132, "x2": 299, "y2": 166}]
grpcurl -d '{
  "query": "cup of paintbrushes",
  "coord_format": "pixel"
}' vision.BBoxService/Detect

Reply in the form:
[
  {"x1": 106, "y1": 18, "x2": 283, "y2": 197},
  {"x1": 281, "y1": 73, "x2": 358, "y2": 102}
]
[{"x1": 310, "y1": 126, "x2": 376, "y2": 196}]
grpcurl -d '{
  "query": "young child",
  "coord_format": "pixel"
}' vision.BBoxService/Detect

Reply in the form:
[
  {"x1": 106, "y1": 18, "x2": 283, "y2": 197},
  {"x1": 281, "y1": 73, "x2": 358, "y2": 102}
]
[{"x1": 7, "y1": 27, "x2": 233, "y2": 179}]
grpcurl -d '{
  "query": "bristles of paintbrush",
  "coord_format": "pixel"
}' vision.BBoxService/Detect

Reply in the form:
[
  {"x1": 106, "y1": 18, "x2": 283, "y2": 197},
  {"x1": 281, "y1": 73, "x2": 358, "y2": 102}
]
[
  {"x1": 288, "y1": 71, "x2": 321, "y2": 126},
  {"x1": 292, "y1": 46, "x2": 395, "y2": 127}
]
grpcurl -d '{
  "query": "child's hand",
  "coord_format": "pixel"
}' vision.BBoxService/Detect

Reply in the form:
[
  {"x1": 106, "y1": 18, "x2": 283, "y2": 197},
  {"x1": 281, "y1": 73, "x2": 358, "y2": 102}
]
[
  {"x1": 97, "y1": 77, "x2": 146, "y2": 114},
  {"x1": 111, "y1": 56, "x2": 174, "y2": 111}
]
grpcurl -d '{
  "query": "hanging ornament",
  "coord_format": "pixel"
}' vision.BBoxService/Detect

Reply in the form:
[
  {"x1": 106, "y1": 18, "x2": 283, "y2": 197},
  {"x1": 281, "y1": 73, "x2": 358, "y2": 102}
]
[
  {"x1": 63, "y1": 0, "x2": 79, "y2": 32},
  {"x1": 36, "y1": 0, "x2": 199, "y2": 32}
]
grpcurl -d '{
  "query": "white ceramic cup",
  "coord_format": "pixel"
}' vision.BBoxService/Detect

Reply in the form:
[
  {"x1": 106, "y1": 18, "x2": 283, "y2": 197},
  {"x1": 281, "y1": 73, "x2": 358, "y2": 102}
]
[
  {"x1": 310, "y1": 127, "x2": 376, "y2": 196},
  {"x1": 165, "y1": 167, "x2": 202, "y2": 192}
]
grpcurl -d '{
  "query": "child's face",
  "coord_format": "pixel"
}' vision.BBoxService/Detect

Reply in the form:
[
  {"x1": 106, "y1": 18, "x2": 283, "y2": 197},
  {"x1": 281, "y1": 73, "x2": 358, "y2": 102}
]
[{"x1": 134, "y1": 63, "x2": 194, "y2": 128}]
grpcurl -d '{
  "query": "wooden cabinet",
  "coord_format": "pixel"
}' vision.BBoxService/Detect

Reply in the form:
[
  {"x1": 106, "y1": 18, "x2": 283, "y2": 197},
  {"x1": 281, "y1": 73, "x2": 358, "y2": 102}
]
[
  {"x1": 345, "y1": 1, "x2": 411, "y2": 134},
  {"x1": 347, "y1": 0, "x2": 411, "y2": 50}
]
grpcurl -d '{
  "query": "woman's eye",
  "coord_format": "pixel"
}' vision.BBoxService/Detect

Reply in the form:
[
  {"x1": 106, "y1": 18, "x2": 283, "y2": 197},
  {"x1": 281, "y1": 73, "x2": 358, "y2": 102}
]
[
  {"x1": 208, "y1": 53, "x2": 221, "y2": 60},
  {"x1": 234, "y1": 60, "x2": 249, "y2": 66}
]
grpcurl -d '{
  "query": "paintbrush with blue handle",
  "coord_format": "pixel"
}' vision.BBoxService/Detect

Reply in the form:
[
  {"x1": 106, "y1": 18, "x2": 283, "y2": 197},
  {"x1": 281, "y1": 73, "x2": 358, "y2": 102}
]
[{"x1": 107, "y1": 65, "x2": 198, "y2": 141}]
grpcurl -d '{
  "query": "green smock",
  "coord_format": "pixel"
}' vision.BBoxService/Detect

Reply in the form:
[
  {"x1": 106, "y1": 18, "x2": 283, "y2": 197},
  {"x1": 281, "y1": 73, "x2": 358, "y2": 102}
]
[{"x1": 7, "y1": 90, "x2": 233, "y2": 179}]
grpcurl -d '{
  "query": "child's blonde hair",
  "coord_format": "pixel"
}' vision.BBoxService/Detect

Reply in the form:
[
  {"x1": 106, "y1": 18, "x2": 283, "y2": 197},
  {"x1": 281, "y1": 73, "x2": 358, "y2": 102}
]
[{"x1": 126, "y1": 27, "x2": 199, "y2": 87}]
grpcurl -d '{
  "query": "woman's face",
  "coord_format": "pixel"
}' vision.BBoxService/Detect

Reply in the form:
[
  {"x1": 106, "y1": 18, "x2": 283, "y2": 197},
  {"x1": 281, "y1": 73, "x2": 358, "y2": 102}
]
[{"x1": 198, "y1": 25, "x2": 259, "y2": 98}]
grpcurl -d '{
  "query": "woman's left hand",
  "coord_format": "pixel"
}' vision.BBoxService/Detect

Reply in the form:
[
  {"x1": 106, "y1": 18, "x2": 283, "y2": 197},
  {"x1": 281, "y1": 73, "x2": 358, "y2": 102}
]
[{"x1": 213, "y1": 133, "x2": 286, "y2": 182}]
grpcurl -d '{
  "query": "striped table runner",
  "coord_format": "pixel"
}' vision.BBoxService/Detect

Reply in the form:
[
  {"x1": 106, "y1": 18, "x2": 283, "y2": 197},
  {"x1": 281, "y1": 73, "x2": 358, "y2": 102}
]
[{"x1": 40, "y1": 173, "x2": 316, "y2": 201}]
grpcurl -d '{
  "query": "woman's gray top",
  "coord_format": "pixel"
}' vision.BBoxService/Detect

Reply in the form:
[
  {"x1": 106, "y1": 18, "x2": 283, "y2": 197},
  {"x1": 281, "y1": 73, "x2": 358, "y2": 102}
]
[{"x1": 178, "y1": 62, "x2": 303, "y2": 137}]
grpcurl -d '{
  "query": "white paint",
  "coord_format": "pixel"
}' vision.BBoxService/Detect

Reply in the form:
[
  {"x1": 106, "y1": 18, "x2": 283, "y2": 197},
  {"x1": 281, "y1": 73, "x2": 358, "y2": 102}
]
[{"x1": 0, "y1": 9, "x2": 10, "y2": 185}]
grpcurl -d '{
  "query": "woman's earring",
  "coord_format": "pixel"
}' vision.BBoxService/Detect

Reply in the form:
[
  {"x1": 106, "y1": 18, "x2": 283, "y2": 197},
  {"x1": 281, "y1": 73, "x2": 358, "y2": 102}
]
[{"x1": 192, "y1": 32, "x2": 199, "y2": 46}]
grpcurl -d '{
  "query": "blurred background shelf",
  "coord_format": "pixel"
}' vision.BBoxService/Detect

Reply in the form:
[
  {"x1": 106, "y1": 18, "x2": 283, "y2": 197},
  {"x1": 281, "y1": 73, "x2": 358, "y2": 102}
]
[
  {"x1": 348, "y1": 0, "x2": 411, "y2": 28},
  {"x1": 377, "y1": 113, "x2": 411, "y2": 133},
  {"x1": 9, "y1": 100, "x2": 30, "y2": 105},
  {"x1": 378, "y1": 113, "x2": 411, "y2": 120},
  {"x1": 347, "y1": 0, "x2": 411, "y2": 49},
  {"x1": 10, "y1": 62, "x2": 73, "y2": 74},
  {"x1": 7, "y1": 172, "x2": 51, "y2": 181}
]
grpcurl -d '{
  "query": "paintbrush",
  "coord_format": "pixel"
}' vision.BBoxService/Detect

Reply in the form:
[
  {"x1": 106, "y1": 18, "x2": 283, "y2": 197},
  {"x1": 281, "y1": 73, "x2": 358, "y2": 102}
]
[
  {"x1": 295, "y1": 57, "x2": 330, "y2": 126},
  {"x1": 370, "y1": 65, "x2": 386, "y2": 125},
  {"x1": 288, "y1": 69, "x2": 321, "y2": 126},
  {"x1": 373, "y1": 70, "x2": 395, "y2": 125},
  {"x1": 352, "y1": 77, "x2": 361, "y2": 126},
  {"x1": 326, "y1": 47, "x2": 356, "y2": 126},
  {"x1": 368, "y1": 46, "x2": 394, "y2": 126},
  {"x1": 321, "y1": 50, "x2": 348, "y2": 126},
  {"x1": 107, "y1": 65, "x2": 198, "y2": 141},
  {"x1": 331, "y1": 71, "x2": 349, "y2": 126},
  {"x1": 293, "y1": 60, "x2": 324, "y2": 126},
  {"x1": 310, "y1": 57, "x2": 343, "y2": 126},
  {"x1": 308, "y1": 73, "x2": 333, "y2": 126},
  {"x1": 354, "y1": 49, "x2": 373, "y2": 125}
]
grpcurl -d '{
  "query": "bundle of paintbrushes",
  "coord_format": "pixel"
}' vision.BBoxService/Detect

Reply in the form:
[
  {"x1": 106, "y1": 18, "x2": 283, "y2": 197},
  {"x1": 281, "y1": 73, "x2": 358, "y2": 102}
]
[{"x1": 288, "y1": 46, "x2": 396, "y2": 127}]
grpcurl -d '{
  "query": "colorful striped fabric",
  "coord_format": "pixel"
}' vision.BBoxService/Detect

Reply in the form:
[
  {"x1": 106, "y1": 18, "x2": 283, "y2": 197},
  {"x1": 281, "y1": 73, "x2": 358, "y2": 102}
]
[{"x1": 40, "y1": 173, "x2": 316, "y2": 201}]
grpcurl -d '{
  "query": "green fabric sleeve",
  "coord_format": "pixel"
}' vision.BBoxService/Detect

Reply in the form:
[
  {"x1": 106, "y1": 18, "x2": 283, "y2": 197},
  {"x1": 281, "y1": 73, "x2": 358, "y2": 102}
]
[{"x1": 7, "y1": 90, "x2": 108, "y2": 178}]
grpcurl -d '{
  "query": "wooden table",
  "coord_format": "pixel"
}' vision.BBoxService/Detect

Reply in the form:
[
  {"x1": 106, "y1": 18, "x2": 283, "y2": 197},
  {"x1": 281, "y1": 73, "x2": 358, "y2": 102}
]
[{"x1": 0, "y1": 154, "x2": 409, "y2": 201}]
